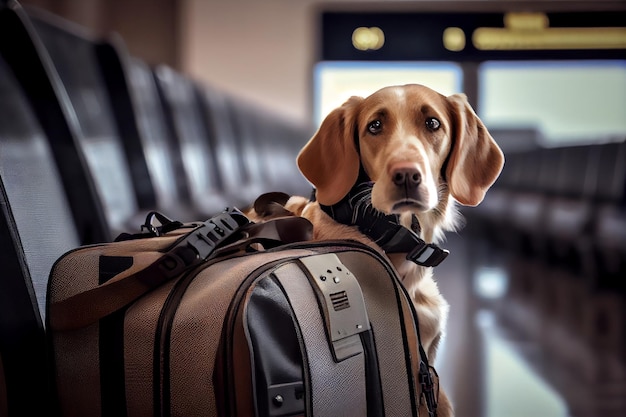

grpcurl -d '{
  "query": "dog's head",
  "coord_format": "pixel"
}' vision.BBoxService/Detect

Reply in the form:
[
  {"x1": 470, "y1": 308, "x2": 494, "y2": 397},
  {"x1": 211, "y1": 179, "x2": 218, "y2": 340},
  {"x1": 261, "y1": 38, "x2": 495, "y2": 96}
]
[{"x1": 297, "y1": 84, "x2": 504, "y2": 215}]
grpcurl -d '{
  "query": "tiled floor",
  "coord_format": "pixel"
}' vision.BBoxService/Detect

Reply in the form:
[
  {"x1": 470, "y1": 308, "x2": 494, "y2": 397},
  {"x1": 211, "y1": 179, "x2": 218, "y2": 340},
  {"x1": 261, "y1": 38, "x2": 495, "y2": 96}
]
[{"x1": 432, "y1": 232, "x2": 626, "y2": 417}]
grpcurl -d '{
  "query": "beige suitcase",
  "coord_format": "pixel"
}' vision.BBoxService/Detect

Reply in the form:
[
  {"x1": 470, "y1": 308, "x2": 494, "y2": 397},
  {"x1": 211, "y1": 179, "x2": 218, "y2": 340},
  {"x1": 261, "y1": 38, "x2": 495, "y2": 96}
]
[{"x1": 46, "y1": 208, "x2": 440, "y2": 417}]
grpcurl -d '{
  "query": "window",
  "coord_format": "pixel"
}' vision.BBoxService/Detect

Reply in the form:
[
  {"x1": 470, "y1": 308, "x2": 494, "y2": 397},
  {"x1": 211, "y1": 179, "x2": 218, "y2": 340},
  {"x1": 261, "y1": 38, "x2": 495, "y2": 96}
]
[
  {"x1": 478, "y1": 60, "x2": 626, "y2": 146},
  {"x1": 313, "y1": 61, "x2": 463, "y2": 125}
]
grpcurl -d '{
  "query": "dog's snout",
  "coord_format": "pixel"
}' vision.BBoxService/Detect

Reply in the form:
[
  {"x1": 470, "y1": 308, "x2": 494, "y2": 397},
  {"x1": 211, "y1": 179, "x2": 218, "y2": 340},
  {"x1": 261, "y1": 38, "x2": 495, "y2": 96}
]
[{"x1": 392, "y1": 167, "x2": 421, "y2": 188}]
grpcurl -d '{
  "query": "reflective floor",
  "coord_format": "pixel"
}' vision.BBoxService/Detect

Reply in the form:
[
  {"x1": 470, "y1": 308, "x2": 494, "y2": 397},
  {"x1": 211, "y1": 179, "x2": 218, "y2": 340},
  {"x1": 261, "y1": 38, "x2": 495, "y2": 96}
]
[{"x1": 433, "y1": 232, "x2": 626, "y2": 417}]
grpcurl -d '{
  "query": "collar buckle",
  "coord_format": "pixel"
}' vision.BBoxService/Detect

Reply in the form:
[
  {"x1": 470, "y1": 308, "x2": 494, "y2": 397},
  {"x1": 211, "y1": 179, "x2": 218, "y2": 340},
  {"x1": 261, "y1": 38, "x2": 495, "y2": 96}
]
[
  {"x1": 382, "y1": 225, "x2": 449, "y2": 267},
  {"x1": 407, "y1": 242, "x2": 449, "y2": 267}
]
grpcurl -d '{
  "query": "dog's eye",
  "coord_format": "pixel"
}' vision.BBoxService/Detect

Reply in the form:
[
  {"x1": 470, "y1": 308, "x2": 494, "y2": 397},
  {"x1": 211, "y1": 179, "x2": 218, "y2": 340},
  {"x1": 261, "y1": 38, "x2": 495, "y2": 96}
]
[
  {"x1": 425, "y1": 117, "x2": 441, "y2": 131},
  {"x1": 367, "y1": 120, "x2": 382, "y2": 135}
]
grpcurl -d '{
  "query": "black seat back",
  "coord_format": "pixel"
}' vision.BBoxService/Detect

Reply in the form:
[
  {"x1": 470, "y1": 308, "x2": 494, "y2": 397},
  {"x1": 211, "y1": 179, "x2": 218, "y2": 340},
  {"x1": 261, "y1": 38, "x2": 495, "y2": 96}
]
[
  {"x1": 554, "y1": 145, "x2": 601, "y2": 200},
  {"x1": 0, "y1": 52, "x2": 76, "y2": 417},
  {"x1": 28, "y1": 9, "x2": 142, "y2": 235},
  {"x1": 0, "y1": 2, "x2": 109, "y2": 245},
  {"x1": 93, "y1": 37, "x2": 157, "y2": 210},
  {"x1": 154, "y1": 65, "x2": 229, "y2": 216},
  {"x1": 195, "y1": 84, "x2": 261, "y2": 207},
  {"x1": 95, "y1": 38, "x2": 198, "y2": 221},
  {"x1": 224, "y1": 96, "x2": 313, "y2": 200},
  {"x1": 595, "y1": 141, "x2": 626, "y2": 205},
  {"x1": 257, "y1": 114, "x2": 313, "y2": 197},
  {"x1": 226, "y1": 98, "x2": 271, "y2": 198},
  {"x1": 123, "y1": 58, "x2": 191, "y2": 210}
]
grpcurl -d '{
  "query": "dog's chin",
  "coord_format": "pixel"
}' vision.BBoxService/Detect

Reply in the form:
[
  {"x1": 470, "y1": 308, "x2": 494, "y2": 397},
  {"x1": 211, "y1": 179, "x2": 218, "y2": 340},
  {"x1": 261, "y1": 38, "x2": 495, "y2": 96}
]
[
  {"x1": 390, "y1": 199, "x2": 430, "y2": 214},
  {"x1": 372, "y1": 198, "x2": 433, "y2": 215},
  {"x1": 371, "y1": 184, "x2": 437, "y2": 215}
]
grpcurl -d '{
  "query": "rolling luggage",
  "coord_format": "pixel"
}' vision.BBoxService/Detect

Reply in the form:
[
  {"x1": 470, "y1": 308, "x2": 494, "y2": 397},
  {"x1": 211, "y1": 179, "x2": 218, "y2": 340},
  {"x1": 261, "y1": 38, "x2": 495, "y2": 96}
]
[{"x1": 46, "y1": 208, "x2": 439, "y2": 417}]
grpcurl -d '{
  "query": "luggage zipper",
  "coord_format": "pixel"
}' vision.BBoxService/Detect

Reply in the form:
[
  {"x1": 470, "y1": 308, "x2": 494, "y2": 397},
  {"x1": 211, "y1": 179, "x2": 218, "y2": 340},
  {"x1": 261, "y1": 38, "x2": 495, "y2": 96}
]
[
  {"x1": 220, "y1": 256, "x2": 315, "y2": 417},
  {"x1": 153, "y1": 264, "x2": 206, "y2": 417},
  {"x1": 220, "y1": 244, "x2": 392, "y2": 417},
  {"x1": 219, "y1": 245, "x2": 391, "y2": 417},
  {"x1": 153, "y1": 253, "x2": 299, "y2": 417}
]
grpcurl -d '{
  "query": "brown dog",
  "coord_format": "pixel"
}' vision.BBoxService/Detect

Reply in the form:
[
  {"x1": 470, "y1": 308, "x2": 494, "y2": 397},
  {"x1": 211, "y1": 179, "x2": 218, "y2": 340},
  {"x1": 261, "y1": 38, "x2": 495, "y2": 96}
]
[{"x1": 250, "y1": 84, "x2": 504, "y2": 416}]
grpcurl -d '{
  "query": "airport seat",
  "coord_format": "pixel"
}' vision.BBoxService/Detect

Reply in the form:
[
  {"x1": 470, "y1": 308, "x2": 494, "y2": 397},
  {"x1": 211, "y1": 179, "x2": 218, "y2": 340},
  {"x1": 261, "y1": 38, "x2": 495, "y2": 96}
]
[
  {"x1": 222, "y1": 94, "x2": 313, "y2": 200},
  {"x1": 542, "y1": 144, "x2": 600, "y2": 269},
  {"x1": 0, "y1": 1, "x2": 110, "y2": 245},
  {"x1": 506, "y1": 145, "x2": 598, "y2": 262},
  {"x1": 502, "y1": 148, "x2": 554, "y2": 255},
  {"x1": 248, "y1": 109, "x2": 314, "y2": 197},
  {"x1": 94, "y1": 37, "x2": 199, "y2": 222},
  {"x1": 530, "y1": 145, "x2": 606, "y2": 364},
  {"x1": 153, "y1": 65, "x2": 233, "y2": 216},
  {"x1": 0, "y1": 52, "x2": 77, "y2": 417},
  {"x1": 92, "y1": 37, "x2": 157, "y2": 211},
  {"x1": 474, "y1": 140, "x2": 624, "y2": 280},
  {"x1": 460, "y1": 127, "x2": 540, "y2": 237},
  {"x1": 561, "y1": 140, "x2": 626, "y2": 379},
  {"x1": 589, "y1": 140, "x2": 626, "y2": 288},
  {"x1": 487, "y1": 147, "x2": 585, "y2": 339},
  {"x1": 26, "y1": 9, "x2": 150, "y2": 237},
  {"x1": 194, "y1": 83, "x2": 265, "y2": 208},
  {"x1": 157, "y1": 65, "x2": 313, "y2": 214},
  {"x1": 490, "y1": 141, "x2": 626, "y2": 374},
  {"x1": 461, "y1": 149, "x2": 522, "y2": 243}
]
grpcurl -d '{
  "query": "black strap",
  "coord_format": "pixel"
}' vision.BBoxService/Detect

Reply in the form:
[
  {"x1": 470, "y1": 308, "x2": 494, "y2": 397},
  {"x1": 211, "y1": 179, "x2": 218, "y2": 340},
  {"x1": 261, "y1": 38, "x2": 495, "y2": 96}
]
[
  {"x1": 319, "y1": 183, "x2": 449, "y2": 267},
  {"x1": 49, "y1": 209, "x2": 314, "y2": 331},
  {"x1": 418, "y1": 346, "x2": 439, "y2": 417}
]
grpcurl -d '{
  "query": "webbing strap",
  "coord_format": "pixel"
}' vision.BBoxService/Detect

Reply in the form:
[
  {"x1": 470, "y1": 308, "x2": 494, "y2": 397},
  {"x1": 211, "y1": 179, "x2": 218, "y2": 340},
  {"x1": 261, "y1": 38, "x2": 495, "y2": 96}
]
[
  {"x1": 319, "y1": 183, "x2": 449, "y2": 267},
  {"x1": 48, "y1": 208, "x2": 249, "y2": 331}
]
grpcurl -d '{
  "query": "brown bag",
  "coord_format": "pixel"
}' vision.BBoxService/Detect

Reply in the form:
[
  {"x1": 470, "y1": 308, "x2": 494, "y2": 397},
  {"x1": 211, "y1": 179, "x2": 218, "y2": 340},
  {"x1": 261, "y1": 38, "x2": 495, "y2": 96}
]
[{"x1": 46, "y1": 208, "x2": 436, "y2": 417}]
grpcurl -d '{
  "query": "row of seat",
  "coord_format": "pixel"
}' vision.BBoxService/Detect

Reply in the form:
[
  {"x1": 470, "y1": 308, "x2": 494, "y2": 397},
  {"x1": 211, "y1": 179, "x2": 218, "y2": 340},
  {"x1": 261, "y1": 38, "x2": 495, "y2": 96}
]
[
  {"x1": 466, "y1": 140, "x2": 626, "y2": 285},
  {"x1": 463, "y1": 140, "x2": 626, "y2": 385},
  {"x1": 0, "y1": 1, "x2": 314, "y2": 415}
]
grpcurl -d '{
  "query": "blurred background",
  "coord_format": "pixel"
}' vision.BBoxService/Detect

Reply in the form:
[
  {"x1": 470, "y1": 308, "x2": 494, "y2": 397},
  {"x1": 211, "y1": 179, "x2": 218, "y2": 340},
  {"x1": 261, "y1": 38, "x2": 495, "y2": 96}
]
[{"x1": 2, "y1": 0, "x2": 626, "y2": 416}]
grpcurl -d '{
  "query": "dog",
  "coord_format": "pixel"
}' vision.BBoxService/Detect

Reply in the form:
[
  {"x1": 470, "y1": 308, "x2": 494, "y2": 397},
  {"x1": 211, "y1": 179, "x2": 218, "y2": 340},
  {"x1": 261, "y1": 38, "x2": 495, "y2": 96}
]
[{"x1": 248, "y1": 84, "x2": 504, "y2": 416}]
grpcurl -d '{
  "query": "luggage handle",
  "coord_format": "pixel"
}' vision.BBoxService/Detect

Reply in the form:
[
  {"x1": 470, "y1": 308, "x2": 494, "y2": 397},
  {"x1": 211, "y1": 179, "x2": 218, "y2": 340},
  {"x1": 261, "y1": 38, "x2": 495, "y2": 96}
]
[
  {"x1": 114, "y1": 211, "x2": 186, "y2": 241},
  {"x1": 48, "y1": 210, "x2": 313, "y2": 331}
]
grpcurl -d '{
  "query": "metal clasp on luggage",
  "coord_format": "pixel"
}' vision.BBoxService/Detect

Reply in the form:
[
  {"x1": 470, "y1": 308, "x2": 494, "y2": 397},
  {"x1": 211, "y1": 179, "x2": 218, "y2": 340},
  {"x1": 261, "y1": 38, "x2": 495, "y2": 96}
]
[{"x1": 300, "y1": 254, "x2": 371, "y2": 362}]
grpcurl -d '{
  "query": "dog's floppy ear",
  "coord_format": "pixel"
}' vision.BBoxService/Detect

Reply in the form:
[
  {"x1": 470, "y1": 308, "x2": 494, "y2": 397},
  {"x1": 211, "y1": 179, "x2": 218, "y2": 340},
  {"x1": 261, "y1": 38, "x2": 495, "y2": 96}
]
[
  {"x1": 297, "y1": 96, "x2": 363, "y2": 205},
  {"x1": 445, "y1": 93, "x2": 504, "y2": 206}
]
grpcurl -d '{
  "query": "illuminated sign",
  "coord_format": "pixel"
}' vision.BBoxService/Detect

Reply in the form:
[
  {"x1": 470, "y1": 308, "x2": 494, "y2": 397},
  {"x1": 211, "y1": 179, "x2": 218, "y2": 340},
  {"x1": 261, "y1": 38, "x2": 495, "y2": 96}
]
[
  {"x1": 352, "y1": 27, "x2": 385, "y2": 51},
  {"x1": 320, "y1": 10, "x2": 626, "y2": 61},
  {"x1": 471, "y1": 13, "x2": 626, "y2": 51}
]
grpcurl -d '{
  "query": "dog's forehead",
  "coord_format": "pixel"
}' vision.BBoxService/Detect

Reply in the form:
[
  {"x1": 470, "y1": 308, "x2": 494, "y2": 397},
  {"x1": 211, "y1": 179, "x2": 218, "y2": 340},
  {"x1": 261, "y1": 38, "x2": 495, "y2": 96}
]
[{"x1": 361, "y1": 84, "x2": 448, "y2": 116}]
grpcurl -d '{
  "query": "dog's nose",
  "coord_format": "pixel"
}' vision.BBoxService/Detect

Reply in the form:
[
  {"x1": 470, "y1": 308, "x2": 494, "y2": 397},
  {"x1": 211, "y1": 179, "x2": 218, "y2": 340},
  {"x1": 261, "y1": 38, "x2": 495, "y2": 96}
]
[{"x1": 392, "y1": 167, "x2": 421, "y2": 188}]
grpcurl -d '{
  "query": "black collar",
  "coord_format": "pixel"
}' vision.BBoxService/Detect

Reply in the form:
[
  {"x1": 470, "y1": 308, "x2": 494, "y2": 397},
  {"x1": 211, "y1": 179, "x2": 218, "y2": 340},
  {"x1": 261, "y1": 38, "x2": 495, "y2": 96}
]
[{"x1": 318, "y1": 183, "x2": 449, "y2": 267}]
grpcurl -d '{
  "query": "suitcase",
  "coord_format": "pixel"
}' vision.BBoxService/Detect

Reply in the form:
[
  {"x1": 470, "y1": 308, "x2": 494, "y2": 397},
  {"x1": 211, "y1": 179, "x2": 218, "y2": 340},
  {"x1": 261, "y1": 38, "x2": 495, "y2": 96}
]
[{"x1": 46, "y1": 208, "x2": 440, "y2": 417}]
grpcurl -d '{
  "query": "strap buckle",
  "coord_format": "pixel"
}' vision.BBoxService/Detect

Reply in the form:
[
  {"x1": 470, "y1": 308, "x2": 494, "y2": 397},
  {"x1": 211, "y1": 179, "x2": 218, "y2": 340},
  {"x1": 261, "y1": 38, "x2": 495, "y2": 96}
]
[
  {"x1": 182, "y1": 207, "x2": 250, "y2": 260},
  {"x1": 158, "y1": 208, "x2": 251, "y2": 277},
  {"x1": 185, "y1": 208, "x2": 250, "y2": 259},
  {"x1": 407, "y1": 242, "x2": 449, "y2": 267},
  {"x1": 419, "y1": 361, "x2": 438, "y2": 417},
  {"x1": 381, "y1": 225, "x2": 449, "y2": 267}
]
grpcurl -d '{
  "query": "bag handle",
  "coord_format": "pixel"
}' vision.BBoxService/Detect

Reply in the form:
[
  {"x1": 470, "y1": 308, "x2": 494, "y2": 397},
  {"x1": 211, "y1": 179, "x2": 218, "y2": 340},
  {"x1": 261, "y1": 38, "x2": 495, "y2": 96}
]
[
  {"x1": 114, "y1": 211, "x2": 187, "y2": 241},
  {"x1": 48, "y1": 210, "x2": 313, "y2": 331}
]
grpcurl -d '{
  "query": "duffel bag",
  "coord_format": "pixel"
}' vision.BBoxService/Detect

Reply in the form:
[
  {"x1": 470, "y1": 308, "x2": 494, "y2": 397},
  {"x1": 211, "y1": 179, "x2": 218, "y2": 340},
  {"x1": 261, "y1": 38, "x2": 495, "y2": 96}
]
[{"x1": 46, "y1": 208, "x2": 439, "y2": 417}]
